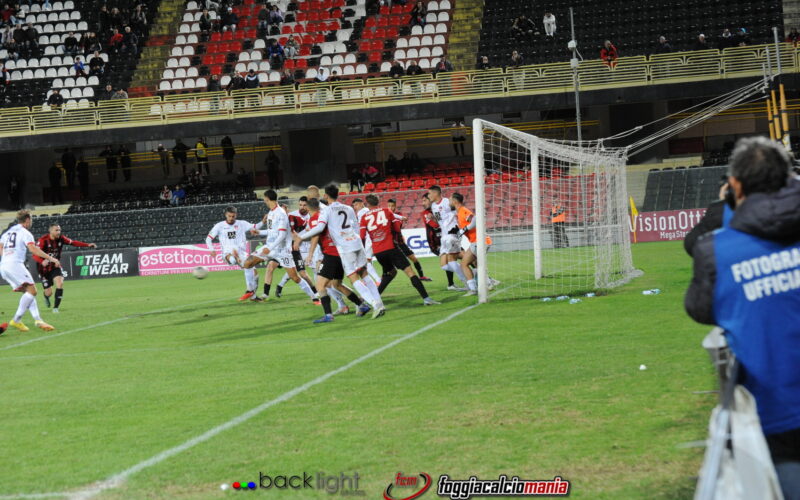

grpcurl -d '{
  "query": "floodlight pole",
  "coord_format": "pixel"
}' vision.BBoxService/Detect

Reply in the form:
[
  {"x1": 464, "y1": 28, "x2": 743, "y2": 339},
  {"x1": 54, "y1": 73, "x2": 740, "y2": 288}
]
[{"x1": 569, "y1": 7, "x2": 582, "y2": 143}]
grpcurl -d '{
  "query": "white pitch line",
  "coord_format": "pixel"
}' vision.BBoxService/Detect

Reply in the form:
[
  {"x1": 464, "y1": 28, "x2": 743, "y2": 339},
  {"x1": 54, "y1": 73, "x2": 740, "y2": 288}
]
[
  {"x1": 0, "y1": 493, "x2": 70, "y2": 499},
  {"x1": 0, "y1": 298, "x2": 228, "y2": 352},
  {"x1": 66, "y1": 299, "x2": 489, "y2": 500}
]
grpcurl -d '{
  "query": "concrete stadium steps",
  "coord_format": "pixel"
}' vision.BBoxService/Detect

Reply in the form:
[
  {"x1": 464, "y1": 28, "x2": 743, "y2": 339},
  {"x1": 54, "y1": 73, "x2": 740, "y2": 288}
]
[
  {"x1": 128, "y1": 0, "x2": 186, "y2": 96},
  {"x1": 449, "y1": 0, "x2": 484, "y2": 70}
]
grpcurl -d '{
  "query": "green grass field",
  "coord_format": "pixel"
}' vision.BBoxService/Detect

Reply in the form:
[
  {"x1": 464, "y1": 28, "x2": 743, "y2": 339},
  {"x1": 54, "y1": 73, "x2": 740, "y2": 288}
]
[{"x1": 0, "y1": 241, "x2": 716, "y2": 500}]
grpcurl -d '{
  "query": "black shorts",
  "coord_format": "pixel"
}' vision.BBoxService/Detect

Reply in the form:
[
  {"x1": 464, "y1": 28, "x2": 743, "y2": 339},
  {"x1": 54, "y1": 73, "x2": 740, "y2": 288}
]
[
  {"x1": 375, "y1": 248, "x2": 410, "y2": 273},
  {"x1": 291, "y1": 250, "x2": 306, "y2": 271},
  {"x1": 39, "y1": 267, "x2": 63, "y2": 289},
  {"x1": 396, "y1": 240, "x2": 414, "y2": 257},
  {"x1": 318, "y1": 253, "x2": 344, "y2": 281}
]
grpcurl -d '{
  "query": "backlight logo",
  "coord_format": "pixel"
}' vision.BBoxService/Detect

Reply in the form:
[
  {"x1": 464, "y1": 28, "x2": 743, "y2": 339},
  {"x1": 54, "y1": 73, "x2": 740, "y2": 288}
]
[{"x1": 384, "y1": 472, "x2": 432, "y2": 500}]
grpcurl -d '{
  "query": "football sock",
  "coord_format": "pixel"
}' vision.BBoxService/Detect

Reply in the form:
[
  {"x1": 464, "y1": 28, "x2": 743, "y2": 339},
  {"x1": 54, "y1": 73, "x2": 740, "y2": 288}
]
[
  {"x1": 320, "y1": 295, "x2": 332, "y2": 315},
  {"x1": 410, "y1": 275, "x2": 429, "y2": 299},
  {"x1": 278, "y1": 273, "x2": 291, "y2": 287},
  {"x1": 43, "y1": 293, "x2": 51, "y2": 308},
  {"x1": 14, "y1": 293, "x2": 34, "y2": 322},
  {"x1": 28, "y1": 295, "x2": 42, "y2": 321},
  {"x1": 327, "y1": 287, "x2": 347, "y2": 308},
  {"x1": 414, "y1": 261, "x2": 424, "y2": 276},
  {"x1": 448, "y1": 261, "x2": 468, "y2": 284},
  {"x1": 366, "y1": 261, "x2": 381, "y2": 283},
  {"x1": 446, "y1": 271, "x2": 454, "y2": 286},
  {"x1": 263, "y1": 283, "x2": 271, "y2": 296},
  {"x1": 297, "y1": 279, "x2": 315, "y2": 299},
  {"x1": 54, "y1": 289, "x2": 63, "y2": 308},
  {"x1": 467, "y1": 279, "x2": 477, "y2": 291},
  {"x1": 361, "y1": 277, "x2": 384, "y2": 307},
  {"x1": 345, "y1": 291, "x2": 363, "y2": 306},
  {"x1": 378, "y1": 271, "x2": 396, "y2": 294}
]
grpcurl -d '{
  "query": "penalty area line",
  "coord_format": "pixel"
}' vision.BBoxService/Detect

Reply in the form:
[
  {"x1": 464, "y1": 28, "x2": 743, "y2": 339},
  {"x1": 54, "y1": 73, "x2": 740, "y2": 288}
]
[{"x1": 0, "y1": 298, "x2": 228, "y2": 352}]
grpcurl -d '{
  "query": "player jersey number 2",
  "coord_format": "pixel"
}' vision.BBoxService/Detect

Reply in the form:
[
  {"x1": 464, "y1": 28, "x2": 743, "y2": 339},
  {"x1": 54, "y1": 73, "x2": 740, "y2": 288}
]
[
  {"x1": 337, "y1": 210, "x2": 351, "y2": 229},
  {"x1": 364, "y1": 211, "x2": 388, "y2": 231}
]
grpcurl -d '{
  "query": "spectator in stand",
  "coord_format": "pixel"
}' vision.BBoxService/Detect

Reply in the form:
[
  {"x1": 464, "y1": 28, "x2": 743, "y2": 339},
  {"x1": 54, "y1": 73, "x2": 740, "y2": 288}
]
[
  {"x1": 82, "y1": 31, "x2": 101, "y2": 54},
  {"x1": 265, "y1": 150, "x2": 280, "y2": 189},
  {"x1": 280, "y1": 68, "x2": 295, "y2": 86},
  {"x1": 315, "y1": 66, "x2": 329, "y2": 82},
  {"x1": 600, "y1": 40, "x2": 618, "y2": 68},
  {"x1": 235, "y1": 168, "x2": 252, "y2": 188},
  {"x1": 77, "y1": 156, "x2": 89, "y2": 199},
  {"x1": 109, "y1": 7, "x2": 124, "y2": 30},
  {"x1": 386, "y1": 154, "x2": 399, "y2": 175},
  {"x1": 156, "y1": 143, "x2": 169, "y2": 177},
  {"x1": 100, "y1": 145, "x2": 118, "y2": 182},
  {"x1": 159, "y1": 185, "x2": 172, "y2": 207},
  {"x1": 171, "y1": 184, "x2": 186, "y2": 206},
  {"x1": 88, "y1": 51, "x2": 105, "y2": 76},
  {"x1": 451, "y1": 121, "x2": 465, "y2": 155},
  {"x1": 1, "y1": 4, "x2": 16, "y2": 25},
  {"x1": 285, "y1": 35, "x2": 299, "y2": 58},
  {"x1": 47, "y1": 88, "x2": 64, "y2": 108},
  {"x1": 388, "y1": 60, "x2": 404, "y2": 78},
  {"x1": 48, "y1": 162, "x2": 63, "y2": 204},
  {"x1": 73, "y1": 56, "x2": 86, "y2": 76},
  {"x1": 406, "y1": 60, "x2": 424, "y2": 75},
  {"x1": 97, "y1": 5, "x2": 110, "y2": 34},
  {"x1": 476, "y1": 55, "x2": 491, "y2": 70},
  {"x1": 329, "y1": 70, "x2": 341, "y2": 81},
  {"x1": 109, "y1": 28, "x2": 123, "y2": 54},
  {"x1": 64, "y1": 31, "x2": 78, "y2": 57},
  {"x1": 433, "y1": 56, "x2": 453, "y2": 74},
  {"x1": 409, "y1": 1, "x2": 426, "y2": 26},
  {"x1": 257, "y1": 5, "x2": 269, "y2": 32},
  {"x1": 543, "y1": 11, "x2": 556, "y2": 37},
  {"x1": 121, "y1": 26, "x2": 138, "y2": 55},
  {"x1": 719, "y1": 28, "x2": 734, "y2": 49},
  {"x1": 221, "y1": 7, "x2": 238, "y2": 32},
  {"x1": 512, "y1": 14, "x2": 534, "y2": 38},
  {"x1": 0, "y1": 61, "x2": 9, "y2": 91},
  {"x1": 195, "y1": 137, "x2": 209, "y2": 175},
  {"x1": 735, "y1": 27, "x2": 750, "y2": 46},
  {"x1": 693, "y1": 33, "x2": 709, "y2": 51},
  {"x1": 266, "y1": 39, "x2": 285, "y2": 67},
  {"x1": 7, "y1": 175, "x2": 21, "y2": 209},
  {"x1": 111, "y1": 88, "x2": 128, "y2": 99},
  {"x1": 509, "y1": 50, "x2": 524, "y2": 67},
  {"x1": 199, "y1": 8, "x2": 213, "y2": 36},
  {"x1": 349, "y1": 166, "x2": 364, "y2": 192},
  {"x1": 227, "y1": 71, "x2": 245, "y2": 90},
  {"x1": 787, "y1": 27, "x2": 799, "y2": 45},
  {"x1": 221, "y1": 135, "x2": 235, "y2": 174},
  {"x1": 363, "y1": 164, "x2": 379, "y2": 183},
  {"x1": 268, "y1": 5, "x2": 283, "y2": 25},
  {"x1": 131, "y1": 5, "x2": 147, "y2": 35},
  {"x1": 61, "y1": 147, "x2": 76, "y2": 189},
  {"x1": 23, "y1": 23, "x2": 37, "y2": 49},
  {"x1": 207, "y1": 73, "x2": 221, "y2": 91},
  {"x1": 172, "y1": 139, "x2": 190, "y2": 175},
  {"x1": 189, "y1": 168, "x2": 205, "y2": 188},
  {"x1": 244, "y1": 68, "x2": 259, "y2": 88},
  {"x1": 119, "y1": 144, "x2": 132, "y2": 182},
  {"x1": 98, "y1": 84, "x2": 114, "y2": 100},
  {"x1": 654, "y1": 35, "x2": 672, "y2": 54}
]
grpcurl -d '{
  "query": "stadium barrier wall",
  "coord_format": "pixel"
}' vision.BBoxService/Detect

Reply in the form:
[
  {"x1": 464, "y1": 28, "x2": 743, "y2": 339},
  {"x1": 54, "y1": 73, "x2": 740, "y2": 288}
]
[
  {"x1": 0, "y1": 247, "x2": 139, "y2": 286},
  {"x1": 629, "y1": 208, "x2": 708, "y2": 242},
  {"x1": 138, "y1": 243, "x2": 251, "y2": 276}
]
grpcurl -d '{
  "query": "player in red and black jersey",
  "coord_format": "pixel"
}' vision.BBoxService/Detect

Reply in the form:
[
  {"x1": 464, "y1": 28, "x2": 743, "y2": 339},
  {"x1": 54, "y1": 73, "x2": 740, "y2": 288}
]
[
  {"x1": 34, "y1": 224, "x2": 96, "y2": 312},
  {"x1": 387, "y1": 198, "x2": 430, "y2": 281},
  {"x1": 361, "y1": 194, "x2": 439, "y2": 305}
]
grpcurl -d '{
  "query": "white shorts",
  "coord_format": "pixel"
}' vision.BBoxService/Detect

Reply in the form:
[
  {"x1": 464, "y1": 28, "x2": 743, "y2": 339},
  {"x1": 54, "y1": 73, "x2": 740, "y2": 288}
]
[
  {"x1": 340, "y1": 249, "x2": 368, "y2": 276},
  {"x1": 1, "y1": 264, "x2": 35, "y2": 292},
  {"x1": 223, "y1": 247, "x2": 247, "y2": 267},
  {"x1": 439, "y1": 234, "x2": 461, "y2": 255},
  {"x1": 468, "y1": 243, "x2": 492, "y2": 255},
  {"x1": 268, "y1": 250, "x2": 295, "y2": 269}
]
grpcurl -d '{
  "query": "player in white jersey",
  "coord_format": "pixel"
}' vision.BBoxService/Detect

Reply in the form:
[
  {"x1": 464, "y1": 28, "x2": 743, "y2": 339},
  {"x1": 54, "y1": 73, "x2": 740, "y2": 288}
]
[
  {"x1": 428, "y1": 185, "x2": 469, "y2": 289},
  {"x1": 275, "y1": 196, "x2": 320, "y2": 299},
  {"x1": 302, "y1": 185, "x2": 385, "y2": 318},
  {"x1": 0, "y1": 210, "x2": 57, "y2": 332},
  {"x1": 206, "y1": 206, "x2": 261, "y2": 302},
  {"x1": 243, "y1": 190, "x2": 316, "y2": 302},
  {"x1": 351, "y1": 198, "x2": 383, "y2": 285}
]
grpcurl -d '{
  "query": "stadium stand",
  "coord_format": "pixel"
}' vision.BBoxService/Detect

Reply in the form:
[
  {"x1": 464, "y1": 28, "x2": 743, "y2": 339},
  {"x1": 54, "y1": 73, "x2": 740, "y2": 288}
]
[
  {"x1": 478, "y1": 0, "x2": 784, "y2": 67},
  {"x1": 0, "y1": 0, "x2": 158, "y2": 108},
  {"x1": 641, "y1": 165, "x2": 727, "y2": 212},
  {"x1": 153, "y1": 0, "x2": 453, "y2": 93},
  {"x1": 65, "y1": 182, "x2": 258, "y2": 213}
]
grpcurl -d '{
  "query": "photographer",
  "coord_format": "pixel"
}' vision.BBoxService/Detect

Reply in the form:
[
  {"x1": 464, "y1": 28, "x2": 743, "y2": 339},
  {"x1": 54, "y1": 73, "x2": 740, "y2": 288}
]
[{"x1": 685, "y1": 136, "x2": 800, "y2": 500}]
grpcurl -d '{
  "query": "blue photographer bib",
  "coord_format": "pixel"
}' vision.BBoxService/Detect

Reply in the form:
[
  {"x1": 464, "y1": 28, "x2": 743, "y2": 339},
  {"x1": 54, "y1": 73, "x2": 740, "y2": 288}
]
[{"x1": 713, "y1": 227, "x2": 800, "y2": 435}]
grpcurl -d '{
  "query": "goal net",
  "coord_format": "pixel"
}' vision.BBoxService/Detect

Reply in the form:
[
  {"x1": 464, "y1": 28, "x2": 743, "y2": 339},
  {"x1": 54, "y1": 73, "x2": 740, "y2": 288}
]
[{"x1": 472, "y1": 119, "x2": 639, "y2": 302}]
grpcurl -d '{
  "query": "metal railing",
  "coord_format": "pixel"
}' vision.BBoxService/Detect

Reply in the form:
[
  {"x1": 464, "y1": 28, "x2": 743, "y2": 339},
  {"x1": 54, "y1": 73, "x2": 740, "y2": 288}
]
[{"x1": 0, "y1": 43, "x2": 797, "y2": 139}]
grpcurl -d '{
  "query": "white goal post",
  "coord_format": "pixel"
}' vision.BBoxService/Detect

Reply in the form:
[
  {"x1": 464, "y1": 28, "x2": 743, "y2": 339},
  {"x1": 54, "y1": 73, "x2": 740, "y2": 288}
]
[{"x1": 472, "y1": 119, "x2": 640, "y2": 303}]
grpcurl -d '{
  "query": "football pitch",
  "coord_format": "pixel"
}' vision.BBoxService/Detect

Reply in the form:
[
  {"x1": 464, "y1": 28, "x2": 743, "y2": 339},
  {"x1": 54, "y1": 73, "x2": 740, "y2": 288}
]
[{"x1": 0, "y1": 241, "x2": 714, "y2": 499}]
